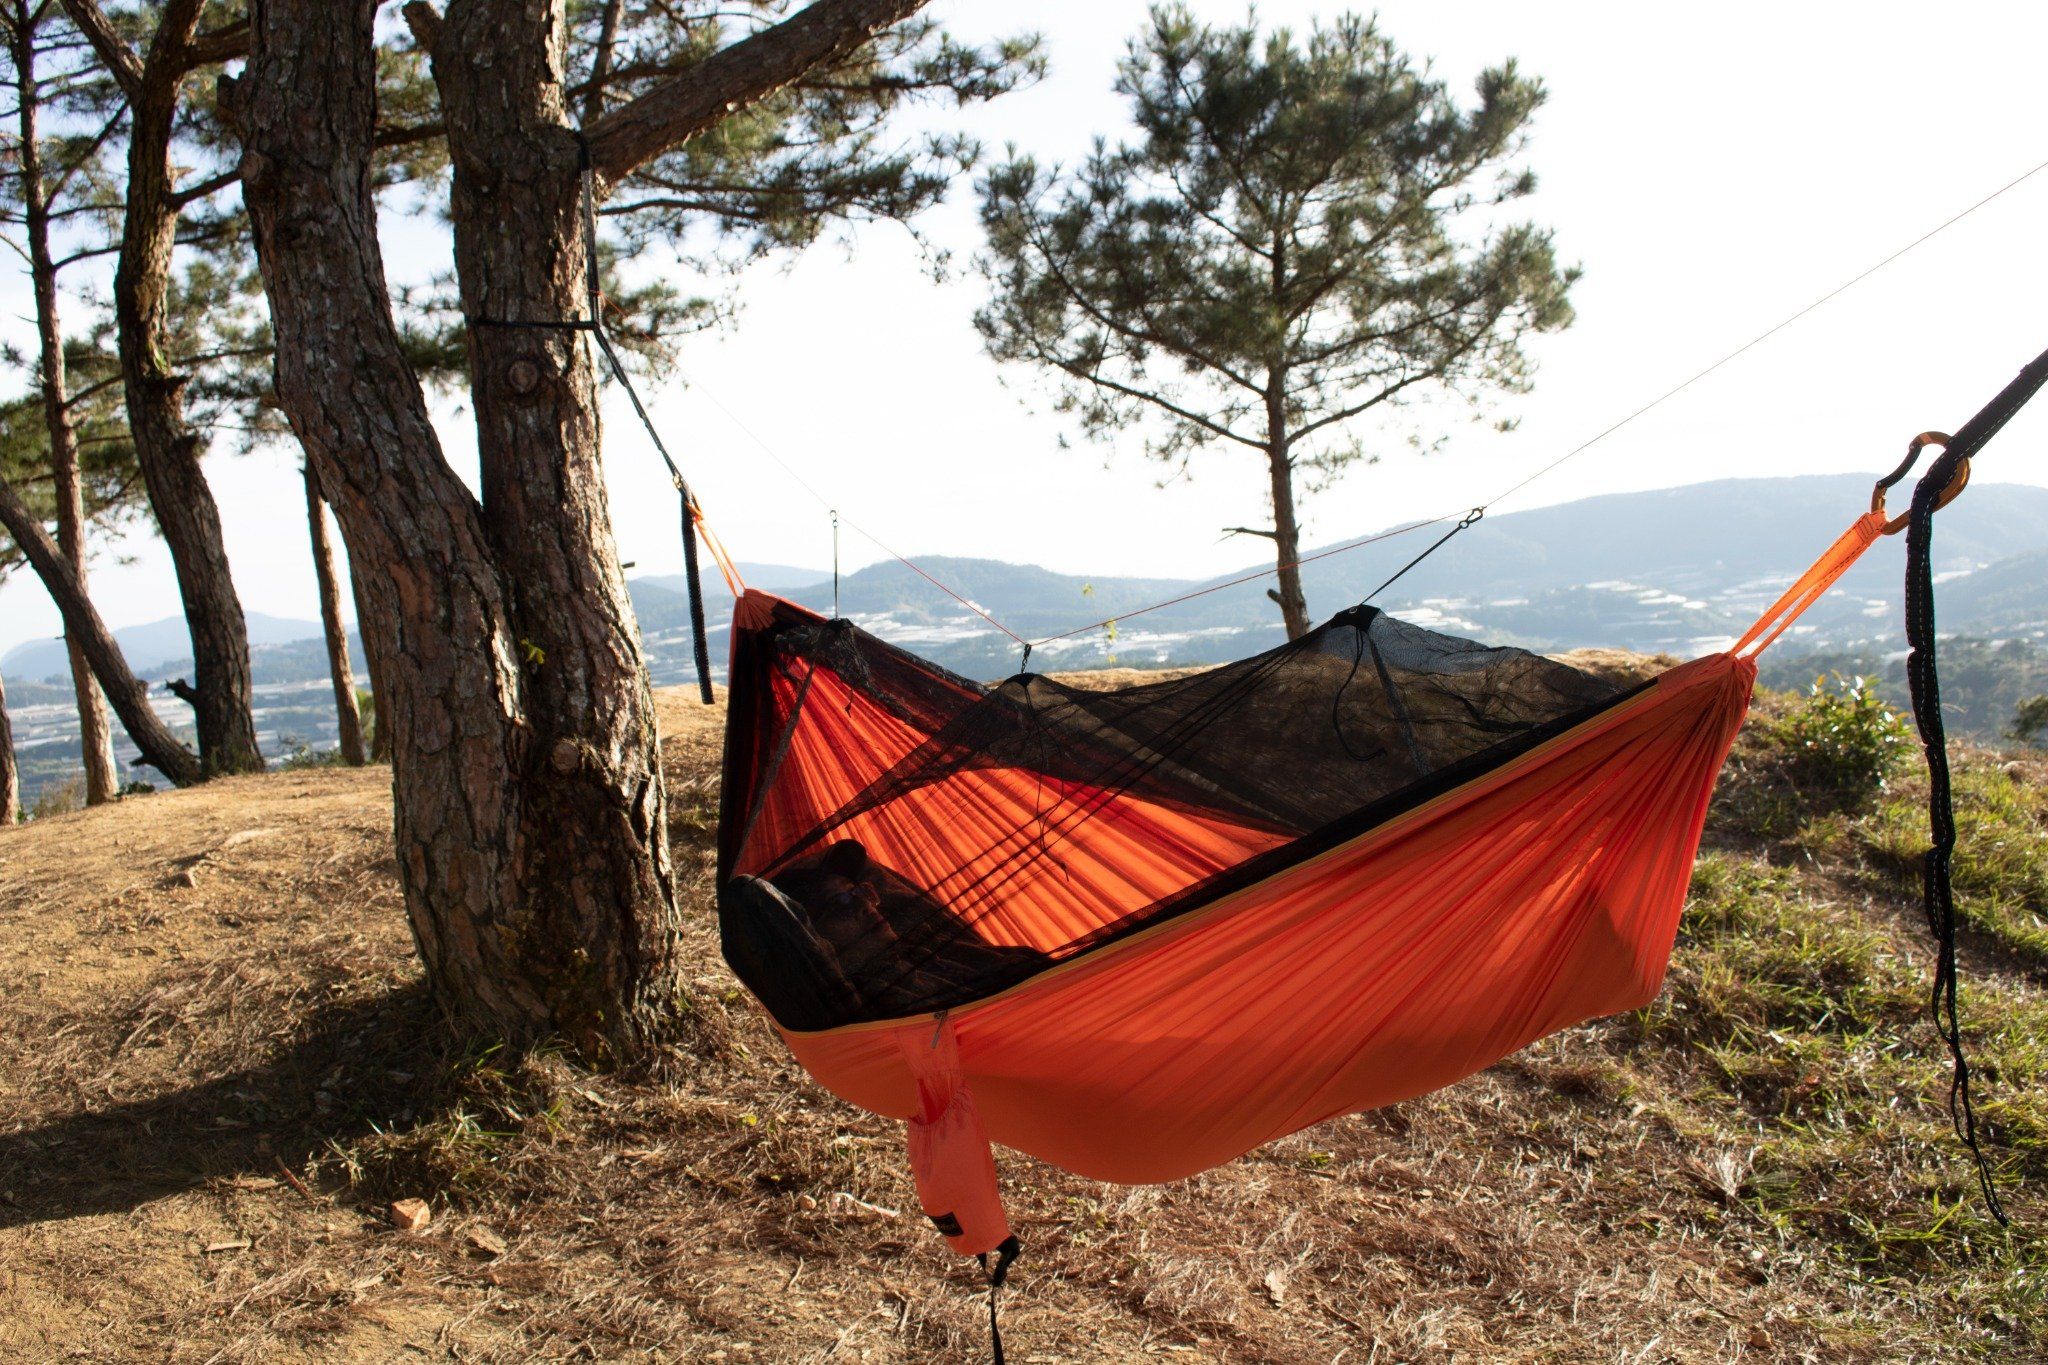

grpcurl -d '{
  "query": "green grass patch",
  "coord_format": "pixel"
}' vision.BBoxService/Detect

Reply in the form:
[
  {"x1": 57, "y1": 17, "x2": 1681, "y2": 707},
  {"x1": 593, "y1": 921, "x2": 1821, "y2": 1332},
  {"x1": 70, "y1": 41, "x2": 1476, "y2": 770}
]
[
  {"x1": 1628, "y1": 852, "x2": 2048, "y2": 1353},
  {"x1": 1861, "y1": 762, "x2": 2048, "y2": 970}
]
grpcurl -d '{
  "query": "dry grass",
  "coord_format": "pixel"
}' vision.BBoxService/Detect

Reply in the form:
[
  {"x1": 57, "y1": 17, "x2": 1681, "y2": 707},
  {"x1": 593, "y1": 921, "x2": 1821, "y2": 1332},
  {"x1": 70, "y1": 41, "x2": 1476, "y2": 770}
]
[{"x1": 0, "y1": 681, "x2": 2041, "y2": 1362}]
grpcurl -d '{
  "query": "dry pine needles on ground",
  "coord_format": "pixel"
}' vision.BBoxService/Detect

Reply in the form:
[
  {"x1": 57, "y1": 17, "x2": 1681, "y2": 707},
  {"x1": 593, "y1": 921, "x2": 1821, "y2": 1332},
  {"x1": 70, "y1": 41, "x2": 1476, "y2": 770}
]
[{"x1": 0, "y1": 682, "x2": 2042, "y2": 1362}]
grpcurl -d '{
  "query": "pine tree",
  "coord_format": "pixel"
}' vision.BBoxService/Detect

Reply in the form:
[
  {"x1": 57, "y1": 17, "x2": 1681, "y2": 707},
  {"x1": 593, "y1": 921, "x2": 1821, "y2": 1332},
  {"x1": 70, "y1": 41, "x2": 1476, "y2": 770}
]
[
  {"x1": 1, "y1": 0, "x2": 127, "y2": 802},
  {"x1": 59, "y1": 0, "x2": 264, "y2": 775},
  {"x1": 977, "y1": 6, "x2": 1576, "y2": 638}
]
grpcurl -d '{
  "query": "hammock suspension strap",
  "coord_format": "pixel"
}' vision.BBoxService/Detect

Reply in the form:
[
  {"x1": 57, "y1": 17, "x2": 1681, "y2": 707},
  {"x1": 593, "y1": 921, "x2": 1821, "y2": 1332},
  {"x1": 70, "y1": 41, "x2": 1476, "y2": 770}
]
[
  {"x1": 468, "y1": 134, "x2": 720, "y2": 705},
  {"x1": 1895, "y1": 343, "x2": 2048, "y2": 1227},
  {"x1": 976, "y1": 1235, "x2": 1022, "y2": 1365}
]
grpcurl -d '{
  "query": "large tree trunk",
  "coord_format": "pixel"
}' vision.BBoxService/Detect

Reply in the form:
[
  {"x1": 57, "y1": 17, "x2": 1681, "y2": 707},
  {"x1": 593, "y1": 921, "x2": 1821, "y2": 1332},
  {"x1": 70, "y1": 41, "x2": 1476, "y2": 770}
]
[
  {"x1": 0, "y1": 472, "x2": 204, "y2": 786},
  {"x1": 304, "y1": 465, "x2": 366, "y2": 765},
  {"x1": 426, "y1": 0, "x2": 682, "y2": 1054},
  {"x1": 1263, "y1": 380, "x2": 1310, "y2": 640},
  {"x1": 0, "y1": 669, "x2": 18, "y2": 825},
  {"x1": 67, "y1": 0, "x2": 265, "y2": 777},
  {"x1": 8, "y1": 4, "x2": 119, "y2": 806},
  {"x1": 240, "y1": 0, "x2": 653, "y2": 1055},
  {"x1": 241, "y1": 0, "x2": 932, "y2": 1063}
]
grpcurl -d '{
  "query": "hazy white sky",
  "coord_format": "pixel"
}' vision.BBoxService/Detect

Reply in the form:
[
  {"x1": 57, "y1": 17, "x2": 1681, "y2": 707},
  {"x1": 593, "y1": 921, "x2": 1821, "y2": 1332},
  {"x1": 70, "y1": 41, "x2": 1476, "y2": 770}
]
[{"x1": 5, "y1": 1, "x2": 2048, "y2": 658}]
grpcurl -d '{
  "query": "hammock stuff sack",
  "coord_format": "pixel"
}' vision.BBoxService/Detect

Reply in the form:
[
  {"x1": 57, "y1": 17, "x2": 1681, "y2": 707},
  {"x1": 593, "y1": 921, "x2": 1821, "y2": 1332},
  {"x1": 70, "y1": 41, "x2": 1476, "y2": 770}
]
[{"x1": 712, "y1": 498, "x2": 1906, "y2": 1261}]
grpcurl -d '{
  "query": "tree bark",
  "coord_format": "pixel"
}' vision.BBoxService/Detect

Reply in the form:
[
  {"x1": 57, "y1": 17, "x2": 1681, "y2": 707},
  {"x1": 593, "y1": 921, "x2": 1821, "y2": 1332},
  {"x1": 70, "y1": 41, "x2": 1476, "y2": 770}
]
[
  {"x1": 240, "y1": 0, "x2": 590, "y2": 1051},
  {"x1": 304, "y1": 464, "x2": 365, "y2": 765},
  {"x1": 1263, "y1": 377, "x2": 1310, "y2": 640},
  {"x1": 62, "y1": 0, "x2": 264, "y2": 778},
  {"x1": 8, "y1": 3, "x2": 119, "y2": 805},
  {"x1": 432, "y1": 0, "x2": 689, "y2": 1057},
  {"x1": 0, "y1": 669, "x2": 18, "y2": 825},
  {"x1": 241, "y1": 0, "x2": 932, "y2": 1062},
  {"x1": 0, "y1": 472, "x2": 204, "y2": 786}
]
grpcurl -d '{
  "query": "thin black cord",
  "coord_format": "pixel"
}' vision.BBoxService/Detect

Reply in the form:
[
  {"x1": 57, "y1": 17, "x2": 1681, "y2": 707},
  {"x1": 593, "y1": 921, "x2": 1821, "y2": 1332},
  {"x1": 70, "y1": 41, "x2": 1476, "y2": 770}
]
[
  {"x1": 1904, "y1": 459, "x2": 2007, "y2": 1228},
  {"x1": 1360, "y1": 507, "x2": 1485, "y2": 605}
]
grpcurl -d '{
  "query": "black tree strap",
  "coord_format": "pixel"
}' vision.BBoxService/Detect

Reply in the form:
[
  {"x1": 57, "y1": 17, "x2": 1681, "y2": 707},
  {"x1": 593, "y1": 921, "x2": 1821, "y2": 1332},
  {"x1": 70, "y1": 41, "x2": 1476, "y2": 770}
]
[
  {"x1": 975, "y1": 1236, "x2": 1022, "y2": 1365},
  {"x1": 472, "y1": 137, "x2": 716, "y2": 706},
  {"x1": 1898, "y1": 342, "x2": 2048, "y2": 1228},
  {"x1": 574, "y1": 139, "x2": 716, "y2": 705}
]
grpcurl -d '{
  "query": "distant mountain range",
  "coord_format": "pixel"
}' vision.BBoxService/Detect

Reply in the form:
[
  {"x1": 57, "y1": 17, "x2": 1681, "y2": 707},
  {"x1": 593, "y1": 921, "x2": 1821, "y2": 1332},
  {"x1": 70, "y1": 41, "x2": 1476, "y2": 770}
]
[
  {"x1": 2, "y1": 611, "x2": 339, "y2": 684},
  {"x1": 628, "y1": 473, "x2": 2048, "y2": 681},
  {"x1": 9, "y1": 473, "x2": 2047, "y2": 738}
]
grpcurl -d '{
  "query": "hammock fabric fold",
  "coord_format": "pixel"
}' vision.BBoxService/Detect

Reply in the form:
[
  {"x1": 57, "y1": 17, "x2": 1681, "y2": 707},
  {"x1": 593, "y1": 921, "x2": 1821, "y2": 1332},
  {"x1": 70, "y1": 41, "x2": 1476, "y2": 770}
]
[{"x1": 716, "y1": 508, "x2": 1888, "y2": 1257}]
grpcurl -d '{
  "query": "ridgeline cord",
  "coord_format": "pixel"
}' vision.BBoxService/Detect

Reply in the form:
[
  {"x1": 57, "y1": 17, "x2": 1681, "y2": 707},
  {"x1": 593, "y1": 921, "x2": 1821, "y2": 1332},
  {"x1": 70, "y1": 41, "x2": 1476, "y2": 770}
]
[
  {"x1": 1896, "y1": 342, "x2": 2048, "y2": 1227},
  {"x1": 1361, "y1": 507, "x2": 1484, "y2": 605}
]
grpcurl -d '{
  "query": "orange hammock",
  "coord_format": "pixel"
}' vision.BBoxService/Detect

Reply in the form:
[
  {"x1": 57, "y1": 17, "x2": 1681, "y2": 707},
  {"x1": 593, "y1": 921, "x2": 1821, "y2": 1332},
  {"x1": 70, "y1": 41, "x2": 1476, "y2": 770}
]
[{"x1": 714, "y1": 495, "x2": 1896, "y2": 1260}]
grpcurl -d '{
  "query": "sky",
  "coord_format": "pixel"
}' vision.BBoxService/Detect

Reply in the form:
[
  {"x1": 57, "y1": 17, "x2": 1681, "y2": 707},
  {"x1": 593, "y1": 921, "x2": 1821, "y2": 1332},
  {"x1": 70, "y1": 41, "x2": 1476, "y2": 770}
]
[{"x1": 5, "y1": 0, "x2": 2048, "y2": 659}]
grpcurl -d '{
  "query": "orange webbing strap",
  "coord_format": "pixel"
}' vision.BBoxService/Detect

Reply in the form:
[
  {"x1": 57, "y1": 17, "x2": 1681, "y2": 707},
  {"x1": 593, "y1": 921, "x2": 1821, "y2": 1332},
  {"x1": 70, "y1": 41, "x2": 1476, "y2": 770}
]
[
  {"x1": 1732, "y1": 509, "x2": 1889, "y2": 658},
  {"x1": 691, "y1": 501, "x2": 745, "y2": 596}
]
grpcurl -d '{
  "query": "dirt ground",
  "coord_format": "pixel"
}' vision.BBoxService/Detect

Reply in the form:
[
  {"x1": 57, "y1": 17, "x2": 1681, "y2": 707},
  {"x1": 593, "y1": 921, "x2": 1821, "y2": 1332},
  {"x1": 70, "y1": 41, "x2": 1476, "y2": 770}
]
[{"x1": 0, "y1": 685, "x2": 2030, "y2": 1362}]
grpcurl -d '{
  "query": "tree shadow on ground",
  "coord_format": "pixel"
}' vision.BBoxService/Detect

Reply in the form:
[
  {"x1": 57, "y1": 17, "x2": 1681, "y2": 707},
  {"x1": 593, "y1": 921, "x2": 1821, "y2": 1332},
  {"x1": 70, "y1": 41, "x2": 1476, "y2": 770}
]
[{"x1": 0, "y1": 980, "x2": 454, "y2": 1231}]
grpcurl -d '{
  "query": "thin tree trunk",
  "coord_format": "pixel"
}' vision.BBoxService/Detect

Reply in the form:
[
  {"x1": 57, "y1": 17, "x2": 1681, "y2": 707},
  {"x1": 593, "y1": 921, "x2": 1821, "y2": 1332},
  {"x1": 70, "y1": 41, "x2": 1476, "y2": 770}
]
[
  {"x1": 1263, "y1": 377, "x2": 1310, "y2": 640},
  {"x1": 8, "y1": 3, "x2": 119, "y2": 805},
  {"x1": 350, "y1": 563, "x2": 391, "y2": 762},
  {"x1": 0, "y1": 669, "x2": 18, "y2": 825},
  {"x1": 0, "y1": 472, "x2": 204, "y2": 786},
  {"x1": 65, "y1": 0, "x2": 264, "y2": 777},
  {"x1": 303, "y1": 464, "x2": 366, "y2": 765}
]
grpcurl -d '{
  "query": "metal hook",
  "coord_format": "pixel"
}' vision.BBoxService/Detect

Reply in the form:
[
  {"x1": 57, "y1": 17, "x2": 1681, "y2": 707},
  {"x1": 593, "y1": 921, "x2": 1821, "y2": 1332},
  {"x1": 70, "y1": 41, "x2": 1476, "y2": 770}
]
[
  {"x1": 1872, "y1": 431, "x2": 1968, "y2": 534},
  {"x1": 830, "y1": 509, "x2": 841, "y2": 619}
]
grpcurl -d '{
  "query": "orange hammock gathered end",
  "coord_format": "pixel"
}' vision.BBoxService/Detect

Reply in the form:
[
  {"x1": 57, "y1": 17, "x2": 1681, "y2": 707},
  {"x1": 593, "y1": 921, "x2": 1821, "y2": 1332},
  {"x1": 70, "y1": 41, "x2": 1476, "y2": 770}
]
[{"x1": 715, "y1": 509, "x2": 1887, "y2": 1258}]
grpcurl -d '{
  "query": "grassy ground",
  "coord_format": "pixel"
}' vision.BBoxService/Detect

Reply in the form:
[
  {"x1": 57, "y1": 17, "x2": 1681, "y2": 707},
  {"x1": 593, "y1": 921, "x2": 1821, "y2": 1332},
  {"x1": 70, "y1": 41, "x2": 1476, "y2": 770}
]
[{"x1": 0, "y1": 680, "x2": 2042, "y2": 1362}]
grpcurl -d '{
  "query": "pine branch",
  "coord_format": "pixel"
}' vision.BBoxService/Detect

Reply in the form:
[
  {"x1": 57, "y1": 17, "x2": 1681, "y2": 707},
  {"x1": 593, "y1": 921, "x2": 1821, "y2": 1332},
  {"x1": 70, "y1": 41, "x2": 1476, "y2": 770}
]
[
  {"x1": 55, "y1": 0, "x2": 139, "y2": 101},
  {"x1": 583, "y1": 0, "x2": 929, "y2": 184}
]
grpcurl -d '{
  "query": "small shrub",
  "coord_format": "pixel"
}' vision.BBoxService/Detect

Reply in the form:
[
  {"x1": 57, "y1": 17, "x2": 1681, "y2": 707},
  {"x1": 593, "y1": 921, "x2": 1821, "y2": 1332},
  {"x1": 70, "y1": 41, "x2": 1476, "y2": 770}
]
[
  {"x1": 2011, "y1": 693, "x2": 2048, "y2": 747},
  {"x1": 278, "y1": 735, "x2": 350, "y2": 770},
  {"x1": 27, "y1": 775, "x2": 83, "y2": 821},
  {"x1": 1770, "y1": 673, "x2": 1910, "y2": 810}
]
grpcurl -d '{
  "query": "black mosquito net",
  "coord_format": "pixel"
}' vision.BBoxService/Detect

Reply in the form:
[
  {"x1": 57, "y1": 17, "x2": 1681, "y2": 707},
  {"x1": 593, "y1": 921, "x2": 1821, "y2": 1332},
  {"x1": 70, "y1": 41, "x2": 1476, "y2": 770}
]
[{"x1": 718, "y1": 602, "x2": 1635, "y2": 1031}]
